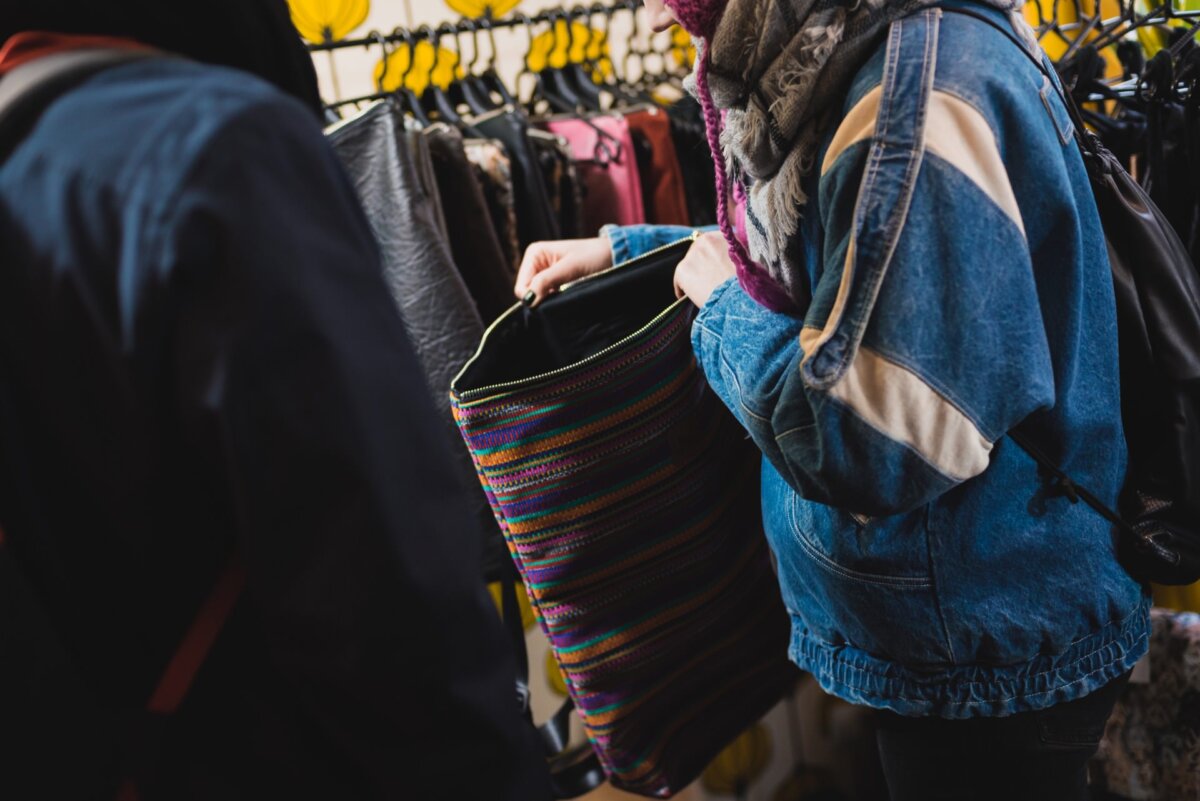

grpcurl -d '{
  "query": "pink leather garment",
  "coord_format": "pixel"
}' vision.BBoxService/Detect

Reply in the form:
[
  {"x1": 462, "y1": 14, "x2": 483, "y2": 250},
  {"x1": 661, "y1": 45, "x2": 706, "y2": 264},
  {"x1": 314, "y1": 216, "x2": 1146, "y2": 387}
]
[{"x1": 545, "y1": 114, "x2": 646, "y2": 234}]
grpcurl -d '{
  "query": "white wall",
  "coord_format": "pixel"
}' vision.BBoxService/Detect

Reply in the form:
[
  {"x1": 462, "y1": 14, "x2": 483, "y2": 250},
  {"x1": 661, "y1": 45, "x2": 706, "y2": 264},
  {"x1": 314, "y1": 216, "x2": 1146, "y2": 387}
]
[{"x1": 309, "y1": 0, "x2": 672, "y2": 104}]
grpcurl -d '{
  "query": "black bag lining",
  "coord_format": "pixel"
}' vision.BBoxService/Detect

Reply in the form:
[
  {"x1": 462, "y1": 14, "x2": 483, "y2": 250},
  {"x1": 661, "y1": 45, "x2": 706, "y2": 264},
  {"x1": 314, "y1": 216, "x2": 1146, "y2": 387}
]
[{"x1": 455, "y1": 244, "x2": 689, "y2": 393}]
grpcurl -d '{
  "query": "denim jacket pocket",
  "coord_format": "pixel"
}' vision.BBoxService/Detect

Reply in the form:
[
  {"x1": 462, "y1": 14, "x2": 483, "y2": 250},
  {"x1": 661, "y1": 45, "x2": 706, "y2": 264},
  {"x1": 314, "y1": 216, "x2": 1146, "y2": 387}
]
[
  {"x1": 789, "y1": 493, "x2": 932, "y2": 586},
  {"x1": 762, "y1": 464, "x2": 954, "y2": 665}
]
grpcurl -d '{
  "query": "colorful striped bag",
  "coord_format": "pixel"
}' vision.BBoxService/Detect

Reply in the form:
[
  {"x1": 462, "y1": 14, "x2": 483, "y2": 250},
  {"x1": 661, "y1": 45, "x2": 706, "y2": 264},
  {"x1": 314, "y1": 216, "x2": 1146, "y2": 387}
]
[{"x1": 450, "y1": 237, "x2": 794, "y2": 798}]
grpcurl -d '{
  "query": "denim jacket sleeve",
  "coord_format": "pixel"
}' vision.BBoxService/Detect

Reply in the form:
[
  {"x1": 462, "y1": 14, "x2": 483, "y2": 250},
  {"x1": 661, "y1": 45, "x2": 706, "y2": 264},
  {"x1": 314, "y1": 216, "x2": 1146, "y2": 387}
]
[
  {"x1": 691, "y1": 35, "x2": 1056, "y2": 517},
  {"x1": 602, "y1": 223, "x2": 715, "y2": 263}
]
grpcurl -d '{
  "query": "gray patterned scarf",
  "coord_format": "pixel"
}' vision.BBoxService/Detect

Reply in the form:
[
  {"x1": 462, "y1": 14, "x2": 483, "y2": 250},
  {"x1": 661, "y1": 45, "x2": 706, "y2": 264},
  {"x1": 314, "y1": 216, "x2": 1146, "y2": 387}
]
[{"x1": 688, "y1": 0, "x2": 1029, "y2": 308}]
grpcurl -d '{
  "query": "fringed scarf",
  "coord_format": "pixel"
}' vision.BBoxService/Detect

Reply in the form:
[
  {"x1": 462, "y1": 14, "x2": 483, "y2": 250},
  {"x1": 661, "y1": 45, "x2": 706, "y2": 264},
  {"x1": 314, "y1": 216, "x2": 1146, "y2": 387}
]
[{"x1": 673, "y1": 0, "x2": 1030, "y2": 310}]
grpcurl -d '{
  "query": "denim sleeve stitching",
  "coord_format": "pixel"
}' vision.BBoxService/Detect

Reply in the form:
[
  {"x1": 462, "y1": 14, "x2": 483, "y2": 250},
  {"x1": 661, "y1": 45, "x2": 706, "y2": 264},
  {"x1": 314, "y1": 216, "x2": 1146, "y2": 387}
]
[
  {"x1": 717, "y1": 353, "x2": 772, "y2": 425},
  {"x1": 832, "y1": 9, "x2": 939, "y2": 379},
  {"x1": 804, "y1": 11, "x2": 939, "y2": 390}
]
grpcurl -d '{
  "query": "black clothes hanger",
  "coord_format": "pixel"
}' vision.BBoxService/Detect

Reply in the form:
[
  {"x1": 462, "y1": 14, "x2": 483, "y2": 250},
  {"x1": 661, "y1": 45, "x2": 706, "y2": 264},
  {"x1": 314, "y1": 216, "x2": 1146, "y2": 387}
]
[
  {"x1": 390, "y1": 28, "x2": 431, "y2": 127},
  {"x1": 370, "y1": 29, "x2": 392, "y2": 94},
  {"x1": 1119, "y1": 39, "x2": 1146, "y2": 81},
  {"x1": 457, "y1": 19, "x2": 498, "y2": 115},
  {"x1": 1139, "y1": 34, "x2": 1200, "y2": 262},
  {"x1": 1059, "y1": 10, "x2": 1104, "y2": 67},
  {"x1": 511, "y1": 12, "x2": 546, "y2": 113},
  {"x1": 446, "y1": 21, "x2": 496, "y2": 118},
  {"x1": 550, "y1": 8, "x2": 612, "y2": 111},
  {"x1": 537, "y1": 12, "x2": 584, "y2": 113},
  {"x1": 512, "y1": 12, "x2": 621, "y2": 164},
  {"x1": 1046, "y1": 37, "x2": 1144, "y2": 167},
  {"x1": 418, "y1": 24, "x2": 486, "y2": 137},
  {"x1": 1064, "y1": 0, "x2": 1193, "y2": 74},
  {"x1": 442, "y1": 22, "x2": 470, "y2": 110},
  {"x1": 479, "y1": 14, "x2": 520, "y2": 109},
  {"x1": 563, "y1": 7, "x2": 606, "y2": 111},
  {"x1": 418, "y1": 25, "x2": 461, "y2": 121}
]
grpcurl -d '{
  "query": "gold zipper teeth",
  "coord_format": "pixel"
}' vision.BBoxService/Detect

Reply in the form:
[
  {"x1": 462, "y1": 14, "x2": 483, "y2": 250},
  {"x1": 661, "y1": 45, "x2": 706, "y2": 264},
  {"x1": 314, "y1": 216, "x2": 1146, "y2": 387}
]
[
  {"x1": 460, "y1": 301, "x2": 689, "y2": 403},
  {"x1": 452, "y1": 234, "x2": 699, "y2": 402}
]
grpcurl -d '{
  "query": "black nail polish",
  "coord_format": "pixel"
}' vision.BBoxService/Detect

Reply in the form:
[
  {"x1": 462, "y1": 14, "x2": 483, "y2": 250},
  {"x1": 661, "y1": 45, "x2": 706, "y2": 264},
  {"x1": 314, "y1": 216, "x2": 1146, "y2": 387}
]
[{"x1": 522, "y1": 290, "x2": 537, "y2": 305}]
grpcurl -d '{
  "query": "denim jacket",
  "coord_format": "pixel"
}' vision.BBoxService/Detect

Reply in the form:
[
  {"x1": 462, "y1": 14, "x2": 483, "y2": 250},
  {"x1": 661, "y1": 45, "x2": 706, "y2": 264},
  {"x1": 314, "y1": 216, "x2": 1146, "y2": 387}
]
[{"x1": 607, "y1": 5, "x2": 1150, "y2": 718}]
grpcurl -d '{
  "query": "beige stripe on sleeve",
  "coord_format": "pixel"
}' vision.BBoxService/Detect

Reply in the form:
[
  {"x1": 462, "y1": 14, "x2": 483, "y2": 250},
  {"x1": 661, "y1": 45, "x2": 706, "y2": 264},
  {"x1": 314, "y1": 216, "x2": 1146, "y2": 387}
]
[
  {"x1": 821, "y1": 86, "x2": 883, "y2": 176},
  {"x1": 800, "y1": 238, "x2": 856, "y2": 366},
  {"x1": 827, "y1": 346, "x2": 993, "y2": 481},
  {"x1": 924, "y1": 90, "x2": 1025, "y2": 237}
]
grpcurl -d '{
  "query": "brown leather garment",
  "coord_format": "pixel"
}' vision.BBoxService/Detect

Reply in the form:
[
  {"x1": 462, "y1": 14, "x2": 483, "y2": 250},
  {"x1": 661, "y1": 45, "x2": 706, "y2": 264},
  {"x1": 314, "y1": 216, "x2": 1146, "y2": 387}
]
[
  {"x1": 425, "y1": 123, "x2": 516, "y2": 323},
  {"x1": 625, "y1": 106, "x2": 691, "y2": 226}
]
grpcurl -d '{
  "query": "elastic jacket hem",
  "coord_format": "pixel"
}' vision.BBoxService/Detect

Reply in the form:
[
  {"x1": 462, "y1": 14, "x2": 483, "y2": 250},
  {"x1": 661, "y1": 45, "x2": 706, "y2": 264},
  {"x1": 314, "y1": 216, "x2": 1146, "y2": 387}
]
[{"x1": 790, "y1": 596, "x2": 1151, "y2": 718}]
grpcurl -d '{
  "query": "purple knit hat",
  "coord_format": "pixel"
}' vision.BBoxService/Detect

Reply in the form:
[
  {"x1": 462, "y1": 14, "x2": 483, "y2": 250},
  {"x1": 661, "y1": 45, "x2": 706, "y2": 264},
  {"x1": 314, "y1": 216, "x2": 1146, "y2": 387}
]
[
  {"x1": 665, "y1": 0, "x2": 796, "y2": 312},
  {"x1": 663, "y1": 0, "x2": 726, "y2": 39}
]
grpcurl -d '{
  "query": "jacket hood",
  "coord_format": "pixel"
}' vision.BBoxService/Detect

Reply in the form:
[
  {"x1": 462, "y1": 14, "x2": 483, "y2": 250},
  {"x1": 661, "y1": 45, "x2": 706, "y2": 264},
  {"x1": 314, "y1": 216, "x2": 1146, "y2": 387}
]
[{"x1": 0, "y1": 0, "x2": 322, "y2": 117}]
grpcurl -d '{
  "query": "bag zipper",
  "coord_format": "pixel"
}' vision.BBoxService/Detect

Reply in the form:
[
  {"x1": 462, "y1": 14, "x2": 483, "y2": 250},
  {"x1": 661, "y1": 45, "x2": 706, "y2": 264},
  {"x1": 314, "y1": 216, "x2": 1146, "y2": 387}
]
[{"x1": 452, "y1": 232, "x2": 700, "y2": 402}]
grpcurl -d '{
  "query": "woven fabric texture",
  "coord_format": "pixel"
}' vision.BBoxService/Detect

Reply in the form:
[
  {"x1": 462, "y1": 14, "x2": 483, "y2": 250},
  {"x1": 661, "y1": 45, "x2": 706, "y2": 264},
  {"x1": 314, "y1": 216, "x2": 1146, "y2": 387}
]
[{"x1": 452, "y1": 286, "x2": 792, "y2": 797}]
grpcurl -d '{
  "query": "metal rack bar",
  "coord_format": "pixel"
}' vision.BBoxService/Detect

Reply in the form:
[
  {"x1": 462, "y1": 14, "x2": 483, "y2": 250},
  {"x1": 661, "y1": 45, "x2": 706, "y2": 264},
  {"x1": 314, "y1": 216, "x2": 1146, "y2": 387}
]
[
  {"x1": 326, "y1": 90, "x2": 396, "y2": 109},
  {"x1": 315, "y1": 1, "x2": 1200, "y2": 109},
  {"x1": 306, "y1": 0, "x2": 639, "y2": 53}
]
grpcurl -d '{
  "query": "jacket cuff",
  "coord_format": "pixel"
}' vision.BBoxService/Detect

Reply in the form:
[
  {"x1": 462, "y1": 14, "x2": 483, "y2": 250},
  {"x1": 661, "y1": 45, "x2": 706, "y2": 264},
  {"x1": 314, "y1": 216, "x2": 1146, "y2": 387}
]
[
  {"x1": 690, "y1": 276, "x2": 742, "y2": 409},
  {"x1": 602, "y1": 224, "x2": 713, "y2": 265},
  {"x1": 691, "y1": 275, "x2": 799, "y2": 418},
  {"x1": 692, "y1": 276, "x2": 744, "y2": 349}
]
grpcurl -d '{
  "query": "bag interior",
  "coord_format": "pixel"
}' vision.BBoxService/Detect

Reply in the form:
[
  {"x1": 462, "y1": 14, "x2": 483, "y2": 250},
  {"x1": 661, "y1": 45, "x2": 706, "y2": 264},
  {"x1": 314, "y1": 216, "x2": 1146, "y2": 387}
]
[{"x1": 455, "y1": 244, "x2": 689, "y2": 392}]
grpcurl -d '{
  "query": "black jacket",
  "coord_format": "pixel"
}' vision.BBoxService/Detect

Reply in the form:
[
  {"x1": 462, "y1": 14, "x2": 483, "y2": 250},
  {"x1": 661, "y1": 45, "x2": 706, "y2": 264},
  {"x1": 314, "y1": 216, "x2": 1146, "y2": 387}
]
[{"x1": 0, "y1": 56, "x2": 549, "y2": 801}]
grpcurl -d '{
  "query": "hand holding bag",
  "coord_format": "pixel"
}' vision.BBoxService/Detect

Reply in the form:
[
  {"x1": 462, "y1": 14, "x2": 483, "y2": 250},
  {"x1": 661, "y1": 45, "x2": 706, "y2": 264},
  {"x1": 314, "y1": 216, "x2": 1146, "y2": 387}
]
[{"x1": 450, "y1": 236, "x2": 794, "y2": 798}]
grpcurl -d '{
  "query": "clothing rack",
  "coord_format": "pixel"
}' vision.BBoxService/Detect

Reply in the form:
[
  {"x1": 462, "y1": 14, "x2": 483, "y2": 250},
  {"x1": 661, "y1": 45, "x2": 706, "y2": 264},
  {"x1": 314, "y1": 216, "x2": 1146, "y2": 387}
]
[
  {"x1": 306, "y1": 0, "x2": 639, "y2": 54},
  {"x1": 311, "y1": 0, "x2": 645, "y2": 111},
  {"x1": 1026, "y1": 1, "x2": 1200, "y2": 103},
  {"x1": 311, "y1": 0, "x2": 1200, "y2": 114},
  {"x1": 1027, "y1": 0, "x2": 1200, "y2": 48}
]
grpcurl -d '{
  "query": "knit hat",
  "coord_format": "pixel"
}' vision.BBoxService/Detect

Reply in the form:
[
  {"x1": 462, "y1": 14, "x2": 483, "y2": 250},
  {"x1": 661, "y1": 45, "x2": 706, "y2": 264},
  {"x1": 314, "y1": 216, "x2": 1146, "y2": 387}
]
[
  {"x1": 664, "y1": 0, "x2": 796, "y2": 312},
  {"x1": 664, "y1": 0, "x2": 729, "y2": 39}
]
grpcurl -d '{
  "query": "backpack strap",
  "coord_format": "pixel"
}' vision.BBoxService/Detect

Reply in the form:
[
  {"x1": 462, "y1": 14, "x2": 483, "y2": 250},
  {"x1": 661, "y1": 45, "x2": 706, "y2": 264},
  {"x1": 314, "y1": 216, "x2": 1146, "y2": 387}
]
[
  {"x1": 114, "y1": 556, "x2": 246, "y2": 801},
  {"x1": 144, "y1": 557, "x2": 246, "y2": 716},
  {"x1": 1007, "y1": 431, "x2": 1178, "y2": 568},
  {"x1": 0, "y1": 524, "x2": 245, "y2": 800}
]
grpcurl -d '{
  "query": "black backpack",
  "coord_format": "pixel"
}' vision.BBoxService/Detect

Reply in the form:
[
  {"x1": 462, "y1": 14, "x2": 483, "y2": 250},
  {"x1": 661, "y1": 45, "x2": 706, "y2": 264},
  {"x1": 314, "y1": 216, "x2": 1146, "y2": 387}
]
[{"x1": 950, "y1": 7, "x2": 1200, "y2": 586}]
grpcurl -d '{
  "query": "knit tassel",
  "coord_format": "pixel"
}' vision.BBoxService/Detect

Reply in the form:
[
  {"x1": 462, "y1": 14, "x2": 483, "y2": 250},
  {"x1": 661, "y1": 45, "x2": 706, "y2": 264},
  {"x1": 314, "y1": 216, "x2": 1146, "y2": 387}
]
[{"x1": 695, "y1": 50, "x2": 796, "y2": 312}]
